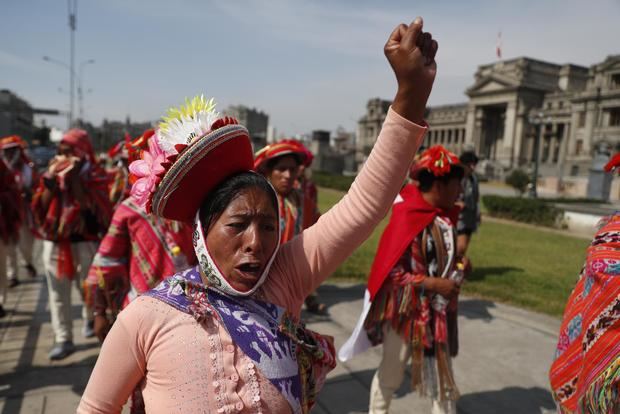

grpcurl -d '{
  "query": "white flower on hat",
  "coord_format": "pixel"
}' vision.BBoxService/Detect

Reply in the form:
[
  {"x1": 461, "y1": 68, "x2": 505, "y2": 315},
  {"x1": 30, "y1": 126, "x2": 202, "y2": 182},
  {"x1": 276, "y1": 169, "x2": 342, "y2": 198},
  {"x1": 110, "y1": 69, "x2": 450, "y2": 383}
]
[{"x1": 157, "y1": 95, "x2": 220, "y2": 154}]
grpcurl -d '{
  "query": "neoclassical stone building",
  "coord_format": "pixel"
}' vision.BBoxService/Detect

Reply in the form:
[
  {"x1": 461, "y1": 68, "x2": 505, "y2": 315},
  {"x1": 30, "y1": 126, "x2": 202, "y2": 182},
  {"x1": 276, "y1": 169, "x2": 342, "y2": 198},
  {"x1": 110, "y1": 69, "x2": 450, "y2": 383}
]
[{"x1": 357, "y1": 55, "x2": 620, "y2": 198}]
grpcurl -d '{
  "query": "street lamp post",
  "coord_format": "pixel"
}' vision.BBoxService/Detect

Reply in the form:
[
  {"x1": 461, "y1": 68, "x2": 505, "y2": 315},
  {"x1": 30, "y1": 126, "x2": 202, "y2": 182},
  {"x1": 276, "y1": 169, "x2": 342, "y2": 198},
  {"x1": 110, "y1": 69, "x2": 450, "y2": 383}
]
[
  {"x1": 78, "y1": 59, "x2": 95, "y2": 122},
  {"x1": 43, "y1": 56, "x2": 95, "y2": 126},
  {"x1": 528, "y1": 111, "x2": 552, "y2": 198},
  {"x1": 68, "y1": 0, "x2": 77, "y2": 127}
]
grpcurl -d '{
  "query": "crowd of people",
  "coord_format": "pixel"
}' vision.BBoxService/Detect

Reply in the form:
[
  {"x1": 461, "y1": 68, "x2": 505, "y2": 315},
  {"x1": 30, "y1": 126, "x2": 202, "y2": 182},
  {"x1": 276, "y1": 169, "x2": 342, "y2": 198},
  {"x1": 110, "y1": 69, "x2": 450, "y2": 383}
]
[{"x1": 0, "y1": 16, "x2": 618, "y2": 414}]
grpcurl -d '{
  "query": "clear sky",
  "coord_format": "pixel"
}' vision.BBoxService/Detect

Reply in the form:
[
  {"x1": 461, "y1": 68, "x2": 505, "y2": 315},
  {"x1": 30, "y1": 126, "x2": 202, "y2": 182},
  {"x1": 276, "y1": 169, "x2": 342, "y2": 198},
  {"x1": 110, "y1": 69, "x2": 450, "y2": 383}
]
[{"x1": 2, "y1": 0, "x2": 619, "y2": 136}]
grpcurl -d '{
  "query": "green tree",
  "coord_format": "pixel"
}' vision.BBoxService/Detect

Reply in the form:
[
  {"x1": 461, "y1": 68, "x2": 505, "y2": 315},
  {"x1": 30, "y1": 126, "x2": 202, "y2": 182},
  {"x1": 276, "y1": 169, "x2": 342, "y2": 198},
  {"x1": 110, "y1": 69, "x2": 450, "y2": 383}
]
[{"x1": 505, "y1": 169, "x2": 530, "y2": 196}]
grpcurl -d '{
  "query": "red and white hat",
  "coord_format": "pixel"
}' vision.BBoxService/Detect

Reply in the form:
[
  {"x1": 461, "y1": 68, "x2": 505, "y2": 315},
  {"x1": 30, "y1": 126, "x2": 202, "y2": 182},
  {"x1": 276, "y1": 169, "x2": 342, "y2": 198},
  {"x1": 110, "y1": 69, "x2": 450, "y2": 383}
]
[
  {"x1": 409, "y1": 145, "x2": 461, "y2": 179},
  {"x1": 0, "y1": 135, "x2": 27, "y2": 150},
  {"x1": 130, "y1": 96, "x2": 254, "y2": 223},
  {"x1": 253, "y1": 139, "x2": 308, "y2": 171}
]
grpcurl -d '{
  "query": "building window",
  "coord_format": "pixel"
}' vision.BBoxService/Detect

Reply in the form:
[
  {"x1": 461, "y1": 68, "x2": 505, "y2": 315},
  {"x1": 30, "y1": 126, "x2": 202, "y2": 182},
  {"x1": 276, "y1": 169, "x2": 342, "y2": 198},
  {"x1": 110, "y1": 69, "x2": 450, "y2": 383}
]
[
  {"x1": 609, "y1": 107, "x2": 620, "y2": 126},
  {"x1": 612, "y1": 73, "x2": 620, "y2": 88},
  {"x1": 447, "y1": 130, "x2": 452, "y2": 144},
  {"x1": 575, "y1": 139, "x2": 583, "y2": 155},
  {"x1": 558, "y1": 101, "x2": 563, "y2": 109},
  {"x1": 570, "y1": 165, "x2": 579, "y2": 176},
  {"x1": 578, "y1": 112, "x2": 586, "y2": 128}
]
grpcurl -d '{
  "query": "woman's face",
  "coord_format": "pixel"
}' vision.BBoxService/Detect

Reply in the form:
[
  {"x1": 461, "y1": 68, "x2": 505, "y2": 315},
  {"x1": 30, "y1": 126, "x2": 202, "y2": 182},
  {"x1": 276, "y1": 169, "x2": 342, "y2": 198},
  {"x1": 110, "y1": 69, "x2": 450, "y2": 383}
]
[
  {"x1": 205, "y1": 186, "x2": 278, "y2": 292},
  {"x1": 267, "y1": 155, "x2": 299, "y2": 196}
]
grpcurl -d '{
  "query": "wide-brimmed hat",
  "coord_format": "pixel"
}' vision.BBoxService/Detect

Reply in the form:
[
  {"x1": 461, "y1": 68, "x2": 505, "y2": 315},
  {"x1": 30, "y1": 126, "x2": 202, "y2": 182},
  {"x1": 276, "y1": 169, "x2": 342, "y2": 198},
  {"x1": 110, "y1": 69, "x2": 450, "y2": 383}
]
[
  {"x1": 254, "y1": 139, "x2": 308, "y2": 171},
  {"x1": 0, "y1": 135, "x2": 27, "y2": 150},
  {"x1": 130, "y1": 96, "x2": 254, "y2": 223},
  {"x1": 409, "y1": 145, "x2": 461, "y2": 179}
]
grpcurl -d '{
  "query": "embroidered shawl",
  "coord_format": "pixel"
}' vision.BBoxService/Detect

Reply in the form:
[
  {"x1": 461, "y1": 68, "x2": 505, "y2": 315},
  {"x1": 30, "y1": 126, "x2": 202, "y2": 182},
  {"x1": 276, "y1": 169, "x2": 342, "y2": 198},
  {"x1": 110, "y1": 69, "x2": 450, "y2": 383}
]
[
  {"x1": 550, "y1": 214, "x2": 620, "y2": 413},
  {"x1": 145, "y1": 266, "x2": 336, "y2": 414}
]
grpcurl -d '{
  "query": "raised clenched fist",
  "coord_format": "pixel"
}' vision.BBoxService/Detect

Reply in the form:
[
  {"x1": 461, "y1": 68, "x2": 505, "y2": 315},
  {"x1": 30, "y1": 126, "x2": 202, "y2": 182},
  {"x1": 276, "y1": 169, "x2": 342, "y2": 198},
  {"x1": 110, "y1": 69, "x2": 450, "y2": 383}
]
[{"x1": 386, "y1": 17, "x2": 438, "y2": 125}]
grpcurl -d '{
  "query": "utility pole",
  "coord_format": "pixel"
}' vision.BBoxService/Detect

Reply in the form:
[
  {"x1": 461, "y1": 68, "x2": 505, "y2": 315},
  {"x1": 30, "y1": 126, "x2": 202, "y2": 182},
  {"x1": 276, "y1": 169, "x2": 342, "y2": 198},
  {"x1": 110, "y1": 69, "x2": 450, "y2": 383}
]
[{"x1": 68, "y1": 0, "x2": 77, "y2": 127}]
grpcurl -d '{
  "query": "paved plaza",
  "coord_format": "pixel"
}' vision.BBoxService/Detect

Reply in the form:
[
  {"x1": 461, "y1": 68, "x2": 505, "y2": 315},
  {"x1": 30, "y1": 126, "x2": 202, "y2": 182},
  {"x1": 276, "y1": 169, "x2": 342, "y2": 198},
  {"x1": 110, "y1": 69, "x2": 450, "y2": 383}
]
[{"x1": 0, "y1": 268, "x2": 561, "y2": 414}]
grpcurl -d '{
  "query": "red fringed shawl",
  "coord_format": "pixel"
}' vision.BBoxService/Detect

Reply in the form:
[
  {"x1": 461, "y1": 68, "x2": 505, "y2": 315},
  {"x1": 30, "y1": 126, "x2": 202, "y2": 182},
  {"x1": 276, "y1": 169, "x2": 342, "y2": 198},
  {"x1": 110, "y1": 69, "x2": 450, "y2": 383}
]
[
  {"x1": 367, "y1": 184, "x2": 459, "y2": 300},
  {"x1": 31, "y1": 164, "x2": 112, "y2": 279}
]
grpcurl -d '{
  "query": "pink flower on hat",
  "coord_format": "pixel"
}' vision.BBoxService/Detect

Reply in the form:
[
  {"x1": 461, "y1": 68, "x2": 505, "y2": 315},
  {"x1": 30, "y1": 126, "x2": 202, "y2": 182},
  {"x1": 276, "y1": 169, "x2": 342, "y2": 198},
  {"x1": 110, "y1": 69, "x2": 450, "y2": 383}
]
[{"x1": 129, "y1": 135, "x2": 167, "y2": 209}]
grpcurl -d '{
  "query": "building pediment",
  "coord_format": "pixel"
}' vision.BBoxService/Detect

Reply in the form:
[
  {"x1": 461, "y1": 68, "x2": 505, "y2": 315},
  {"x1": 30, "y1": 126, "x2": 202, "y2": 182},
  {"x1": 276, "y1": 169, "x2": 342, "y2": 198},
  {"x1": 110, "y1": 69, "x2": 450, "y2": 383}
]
[{"x1": 466, "y1": 74, "x2": 519, "y2": 97}]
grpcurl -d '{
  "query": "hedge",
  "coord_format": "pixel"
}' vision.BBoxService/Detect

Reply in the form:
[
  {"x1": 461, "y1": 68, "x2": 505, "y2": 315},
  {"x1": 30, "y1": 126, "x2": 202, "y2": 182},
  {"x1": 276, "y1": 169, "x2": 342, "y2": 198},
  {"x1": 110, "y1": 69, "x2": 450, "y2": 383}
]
[
  {"x1": 482, "y1": 195, "x2": 564, "y2": 227},
  {"x1": 312, "y1": 171, "x2": 356, "y2": 192}
]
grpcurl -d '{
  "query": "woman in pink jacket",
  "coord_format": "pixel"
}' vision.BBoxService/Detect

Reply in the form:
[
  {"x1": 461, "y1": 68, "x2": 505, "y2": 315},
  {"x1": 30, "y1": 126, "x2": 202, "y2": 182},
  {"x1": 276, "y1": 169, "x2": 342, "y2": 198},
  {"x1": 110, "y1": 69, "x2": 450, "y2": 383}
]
[{"x1": 79, "y1": 17, "x2": 438, "y2": 414}]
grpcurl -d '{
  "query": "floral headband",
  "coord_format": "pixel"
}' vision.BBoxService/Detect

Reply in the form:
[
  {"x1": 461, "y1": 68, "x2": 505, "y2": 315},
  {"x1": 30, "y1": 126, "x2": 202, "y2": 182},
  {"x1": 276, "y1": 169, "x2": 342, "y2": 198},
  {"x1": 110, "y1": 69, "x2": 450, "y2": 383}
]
[{"x1": 410, "y1": 145, "x2": 461, "y2": 179}]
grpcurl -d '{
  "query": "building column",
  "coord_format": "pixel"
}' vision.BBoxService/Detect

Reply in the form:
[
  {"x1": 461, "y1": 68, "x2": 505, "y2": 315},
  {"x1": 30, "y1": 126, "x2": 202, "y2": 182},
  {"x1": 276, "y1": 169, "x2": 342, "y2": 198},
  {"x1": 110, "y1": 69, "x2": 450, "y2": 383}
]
[
  {"x1": 567, "y1": 110, "x2": 580, "y2": 156},
  {"x1": 473, "y1": 108, "x2": 484, "y2": 155},
  {"x1": 557, "y1": 122, "x2": 571, "y2": 185},
  {"x1": 512, "y1": 106, "x2": 527, "y2": 168},
  {"x1": 464, "y1": 105, "x2": 477, "y2": 149},
  {"x1": 500, "y1": 101, "x2": 517, "y2": 168},
  {"x1": 584, "y1": 101, "x2": 598, "y2": 154}
]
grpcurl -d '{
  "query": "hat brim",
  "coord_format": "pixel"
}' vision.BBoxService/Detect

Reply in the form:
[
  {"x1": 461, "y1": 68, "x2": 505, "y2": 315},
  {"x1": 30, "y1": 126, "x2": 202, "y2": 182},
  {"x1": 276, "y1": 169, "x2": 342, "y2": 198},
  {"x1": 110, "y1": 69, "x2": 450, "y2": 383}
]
[
  {"x1": 255, "y1": 149, "x2": 305, "y2": 171},
  {"x1": 152, "y1": 124, "x2": 254, "y2": 222},
  {"x1": 1, "y1": 142, "x2": 21, "y2": 150},
  {"x1": 409, "y1": 161, "x2": 465, "y2": 180}
]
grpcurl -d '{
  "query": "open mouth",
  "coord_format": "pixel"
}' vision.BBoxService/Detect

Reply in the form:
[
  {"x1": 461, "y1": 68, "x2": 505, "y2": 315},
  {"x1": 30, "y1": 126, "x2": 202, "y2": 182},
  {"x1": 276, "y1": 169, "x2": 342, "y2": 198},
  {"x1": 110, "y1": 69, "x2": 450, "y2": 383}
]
[{"x1": 235, "y1": 263, "x2": 262, "y2": 281}]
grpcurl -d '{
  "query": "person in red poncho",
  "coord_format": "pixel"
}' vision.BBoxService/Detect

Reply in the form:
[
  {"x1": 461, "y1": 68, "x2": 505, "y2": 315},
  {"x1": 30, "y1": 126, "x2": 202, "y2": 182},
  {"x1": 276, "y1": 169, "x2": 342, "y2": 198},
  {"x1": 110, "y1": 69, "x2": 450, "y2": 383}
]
[
  {"x1": 31, "y1": 128, "x2": 112, "y2": 360},
  {"x1": 0, "y1": 135, "x2": 38, "y2": 287},
  {"x1": 340, "y1": 145, "x2": 469, "y2": 414},
  {"x1": 0, "y1": 157, "x2": 22, "y2": 318}
]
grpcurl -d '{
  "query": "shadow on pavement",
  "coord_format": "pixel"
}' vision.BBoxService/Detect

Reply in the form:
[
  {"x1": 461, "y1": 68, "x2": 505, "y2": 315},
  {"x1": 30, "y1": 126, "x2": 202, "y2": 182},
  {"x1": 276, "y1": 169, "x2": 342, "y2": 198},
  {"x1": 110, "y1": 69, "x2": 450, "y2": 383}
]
[
  {"x1": 459, "y1": 298, "x2": 496, "y2": 321},
  {"x1": 320, "y1": 368, "x2": 555, "y2": 414},
  {"x1": 0, "y1": 278, "x2": 100, "y2": 414},
  {"x1": 458, "y1": 386, "x2": 556, "y2": 414},
  {"x1": 0, "y1": 354, "x2": 98, "y2": 414},
  {"x1": 469, "y1": 266, "x2": 524, "y2": 282}
]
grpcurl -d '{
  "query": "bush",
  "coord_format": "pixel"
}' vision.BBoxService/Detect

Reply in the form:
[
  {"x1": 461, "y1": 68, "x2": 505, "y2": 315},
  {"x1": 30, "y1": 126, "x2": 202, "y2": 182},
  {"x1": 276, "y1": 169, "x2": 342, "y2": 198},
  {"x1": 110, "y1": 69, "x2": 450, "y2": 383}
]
[
  {"x1": 505, "y1": 169, "x2": 530, "y2": 196},
  {"x1": 312, "y1": 171, "x2": 356, "y2": 192},
  {"x1": 542, "y1": 197, "x2": 608, "y2": 205},
  {"x1": 482, "y1": 195, "x2": 564, "y2": 227}
]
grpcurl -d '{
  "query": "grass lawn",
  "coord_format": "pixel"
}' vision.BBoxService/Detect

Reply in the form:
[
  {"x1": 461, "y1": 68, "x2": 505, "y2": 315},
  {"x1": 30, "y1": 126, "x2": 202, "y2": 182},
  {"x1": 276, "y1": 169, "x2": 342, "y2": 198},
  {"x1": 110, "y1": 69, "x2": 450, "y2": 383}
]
[{"x1": 317, "y1": 187, "x2": 590, "y2": 317}]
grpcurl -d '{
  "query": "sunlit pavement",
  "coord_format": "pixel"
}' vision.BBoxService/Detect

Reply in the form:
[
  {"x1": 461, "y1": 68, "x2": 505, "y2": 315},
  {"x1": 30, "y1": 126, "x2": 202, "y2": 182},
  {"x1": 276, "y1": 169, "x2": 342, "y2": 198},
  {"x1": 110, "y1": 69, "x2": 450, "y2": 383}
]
[{"x1": 0, "y1": 269, "x2": 559, "y2": 413}]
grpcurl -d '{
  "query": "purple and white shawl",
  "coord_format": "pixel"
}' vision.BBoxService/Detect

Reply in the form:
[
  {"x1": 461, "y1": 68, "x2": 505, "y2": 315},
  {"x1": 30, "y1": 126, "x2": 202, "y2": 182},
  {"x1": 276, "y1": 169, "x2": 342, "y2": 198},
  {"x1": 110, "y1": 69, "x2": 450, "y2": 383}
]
[{"x1": 144, "y1": 266, "x2": 303, "y2": 413}]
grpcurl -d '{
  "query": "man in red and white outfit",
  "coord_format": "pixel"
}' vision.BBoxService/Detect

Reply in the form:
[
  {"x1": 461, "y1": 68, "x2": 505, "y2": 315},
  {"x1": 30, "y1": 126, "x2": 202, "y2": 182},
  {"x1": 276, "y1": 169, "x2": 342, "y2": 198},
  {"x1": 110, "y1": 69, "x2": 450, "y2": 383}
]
[
  {"x1": 0, "y1": 135, "x2": 38, "y2": 287},
  {"x1": 340, "y1": 145, "x2": 470, "y2": 414},
  {"x1": 32, "y1": 129, "x2": 112, "y2": 360}
]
